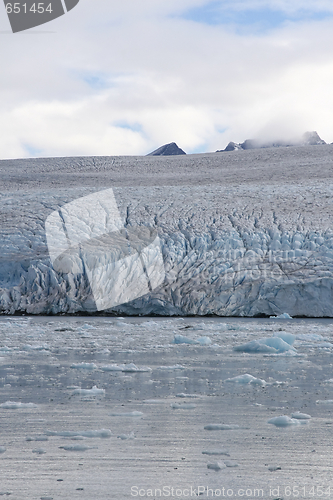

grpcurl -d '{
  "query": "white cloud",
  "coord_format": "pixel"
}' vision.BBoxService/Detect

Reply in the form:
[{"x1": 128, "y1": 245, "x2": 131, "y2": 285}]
[{"x1": 0, "y1": 0, "x2": 332, "y2": 158}]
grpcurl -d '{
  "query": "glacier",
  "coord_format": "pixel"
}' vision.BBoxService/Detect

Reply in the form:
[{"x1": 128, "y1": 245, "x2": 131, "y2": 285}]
[{"x1": 1, "y1": 144, "x2": 333, "y2": 316}]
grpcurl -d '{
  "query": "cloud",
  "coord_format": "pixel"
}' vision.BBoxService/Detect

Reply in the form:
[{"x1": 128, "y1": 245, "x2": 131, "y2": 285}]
[{"x1": 0, "y1": 0, "x2": 332, "y2": 159}]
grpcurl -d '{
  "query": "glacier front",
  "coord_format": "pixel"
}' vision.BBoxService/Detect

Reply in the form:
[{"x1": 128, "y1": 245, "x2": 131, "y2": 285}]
[{"x1": 1, "y1": 144, "x2": 333, "y2": 316}]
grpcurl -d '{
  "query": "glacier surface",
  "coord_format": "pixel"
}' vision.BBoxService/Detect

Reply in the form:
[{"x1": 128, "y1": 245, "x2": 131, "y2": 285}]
[{"x1": 1, "y1": 145, "x2": 333, "y2": 316}]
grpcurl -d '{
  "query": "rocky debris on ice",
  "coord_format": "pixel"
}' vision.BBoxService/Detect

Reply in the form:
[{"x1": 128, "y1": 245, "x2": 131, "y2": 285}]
[
  {"x1": 224, "y1": 373, "x2": 266, "y2": 387},
  {"x1": 147, "y1": 142, "x2": 186, "y2": 156},
  {"x1": 234, "y1": 332, "x2": 296, "y2": 354},
  {"x1": 45, "y1": 429, "x2": 111, "y2": 438},
  {"x1": 267, "y1": 416, "x2": 303, "y2": 426},
  {"x1": 0, "y1": 401, "x2": 37, "y2": 409},
  {"x1": 70, "y1": 363, "x2": 97, "y2": 371},
  {"x1": 101, "y1": 363, "x2": 151, "y2": 372},
  {"x1": 202, "y1": 450, "x2": 230, "y2": 456},
  {"x1": 204, "y1": 424, "x2": 240, "y2": 430},
  {"x1": 219, "y1": 131, "x2": 326, "y2": 152},
  {"x1": 207, "y1": 462, "x2": 226, "y2": 471},
  {"x1": 173, "y1": 334, "x2": 211, "y2": 345},
  {"x1": 71, "y1": 386, "x2": 105, "y2": 396}
]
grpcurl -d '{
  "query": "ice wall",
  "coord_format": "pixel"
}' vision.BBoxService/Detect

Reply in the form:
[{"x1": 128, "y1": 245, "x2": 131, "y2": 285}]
[{"x1": 1, "y1": 177, "x2": 333, "y2": 317}]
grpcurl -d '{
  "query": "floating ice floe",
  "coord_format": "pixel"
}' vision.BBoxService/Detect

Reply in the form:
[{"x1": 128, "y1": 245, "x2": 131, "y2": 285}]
[
  {"x1": 0, "y1": 401, "x2": 37, "y2": 409},
  {"x1": 224, "y1": 460, "x2": 239, "y2": 467},
  {"x1": 32, "y1": 448, "x2": 46, "y2": 455},
  {"x1": 109, "y1": 411, "x2": 143, "y2": 417},
  {"x1": 207, "y1": 462, "x2": 226, "y2": 471},
  {"x1": 267, "y1": 416, "x2": 301, "y2": 427},
  {"x1": 176, "y1": 393, "x2": 198, "y2": 398},
  {"x1": 171, "y1": 403, "x2": 196, "y2": 409},
  {"x1": 45, "y1": 429, "x2": 111, "y2": 438},
  {"x1": 71, "y1": 386, "x2": 105, "y2": 396},
  {"x1": 270, "y1": 313, "x2": 293, "y2": 319},
  {"x1": 117, "y1": 432, "x2": 134, "y2": 440},
  {"x1": 316, "y1": 399, "x2": 333, "y2": 404},
  {"x1": 224, "y1": 373, "x2": 266, "y2": 387},
  {"x1": 0, "y1": 447, "x2": 6, "y2": 454},
  {"x1": 101, "y1": 363, "x2": 151, "y2": 373},
  {"x1": 268, "y1": 465, "x2": 282, "y2": 471},
  {"x1": 59, "y1": 445, "x2": 97, "y2": 451},
  {"x1": 173, "y1": 334, "x2": 212, "y2": 345},
  {"x1": 204, "y1": 424, "x2": 239, "y2": 431},
  {"x1": 26, "y1": 436, "x2": 48, "y2": 442},
  {"x1": 70, "y1": 363, "x2": 97, "y2": 371},
  {"x1": 234, "y1": 332, "x2": 296, "y2": 354},
  {"x1": 202, "y1": 450, "x2": 230, "y2": 456},
  {"x1": 291, "y1": 412, "x2": 311, "y2": 420},
  {"x1": 158, "y1": 365, "x2": 185, "y2": 370}
]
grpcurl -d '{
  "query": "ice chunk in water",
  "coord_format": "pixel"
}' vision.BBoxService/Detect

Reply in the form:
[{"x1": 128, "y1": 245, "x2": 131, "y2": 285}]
[
  {"x1": 224, "y1": 373, "x2": 266, "y2": 387},
  {"x1": 267, "y1": 416, "x2": 300, "y2": 426},
  {"x1": 207, "y1": 462, "x2": 226, "y2": 471},
  {"x1": 0, "y1": 401, "x2": 37, "y2": 409},
  {"x1": 291, "y1": 412, "x2": 311, "y2": 420},
  {"x1": 234, "y1": 336, "x2": 295, "y2": 354}
]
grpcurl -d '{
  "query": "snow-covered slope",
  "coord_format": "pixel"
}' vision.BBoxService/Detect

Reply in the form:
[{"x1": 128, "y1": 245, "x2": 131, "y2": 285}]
[{"x1": 1, "y1": 145, "x2": 333, "y2": 316}]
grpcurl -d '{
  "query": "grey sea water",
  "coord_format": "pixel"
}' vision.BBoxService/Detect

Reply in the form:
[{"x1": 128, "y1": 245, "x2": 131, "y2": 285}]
[{"x1": 0, "y1": 316, "x2": 333, "y2": 499}]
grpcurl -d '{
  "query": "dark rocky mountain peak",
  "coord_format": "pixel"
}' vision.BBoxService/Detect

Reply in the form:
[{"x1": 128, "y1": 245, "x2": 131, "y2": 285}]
[{"x1": 147, "y1": 142, "x2": 186, "y2": 156}]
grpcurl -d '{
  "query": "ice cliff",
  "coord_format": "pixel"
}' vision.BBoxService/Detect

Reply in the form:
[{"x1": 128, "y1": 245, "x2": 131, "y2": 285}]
[{"x1": 1, "y1": 145, "x2": 333, "y2": 316}]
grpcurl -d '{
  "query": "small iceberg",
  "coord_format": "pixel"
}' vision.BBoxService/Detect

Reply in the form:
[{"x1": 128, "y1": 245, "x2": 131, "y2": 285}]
[
  {"x1": 70, "y1": 363, "x2": 97, "y2": 371},
  {"x1": 270, "y1": 313, "x2": 293, "y2": 319},
  {"x1": 0, "y1": 447, "x2": 6, "y2": 454},
  {"x1": 101, "y1": 363, "x2": 151, "y2": 373},
  {"x1": 224, "y1": 460, "x2": 239, "y2": 467},
  {"x1": 59, "y1": 445, "x2": 97, "y2": 451},
  {"x1": 291, "y1": 412, "x2": 311, "y2": 420},
  {"x1": 171, "y1": 403, "x2": 196, "y2": 409},
  {"x1": 207, "y1": 462, "x2": 226, "y2": 471},
  {"x1": 71, "y1": 386, "x2": 105, "y2": 396},
  {"x1": 109, "y1": 411, "x2": 143, "y2": 417},
  {"x1": 204, "y1": 424, "x2": 239, "y2": 431},
  {"x1": 202, "y1": 450, "x2": 230, "y2": 456},
  {"x1": 32, "y1": 448, "x2": 46, "y2": 455},
  {"x1": 117, "y1": 432, "x2": 134, "y2": 440},
  {"x1": 0, "y1": 401, "x2": 37, "y2": 409},
  {"x1": 234, "y1": 333, "x2": 296, "y2": 354},
  {"x1": 173, "y1": 334, "x2": 211, "y2": 345},
  {"x1": 267, "y1": 416, "x2": 300, "y2": 427},
  {"x1": 224, "y1": 374, "x2": 266, "y2": 387},
  {"x1": 45, "y1": 429, "x2": 111, "y2": 438}
]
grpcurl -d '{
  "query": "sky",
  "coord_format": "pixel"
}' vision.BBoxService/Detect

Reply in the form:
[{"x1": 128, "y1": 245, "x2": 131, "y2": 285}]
[{"x1": 0, "y1": 0, "x2": 333, "y2": 158}]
